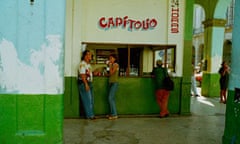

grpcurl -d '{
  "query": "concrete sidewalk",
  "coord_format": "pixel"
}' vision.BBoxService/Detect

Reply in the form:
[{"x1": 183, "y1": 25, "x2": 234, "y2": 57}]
[{"x1": 64, "y1": 96, "x2": 226, "y2": 144}]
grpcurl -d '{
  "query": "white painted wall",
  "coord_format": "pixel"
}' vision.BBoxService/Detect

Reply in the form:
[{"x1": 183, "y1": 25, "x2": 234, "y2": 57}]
[
  {"x1": 0, "y1": 1, "x2": 65, "y2": 94},
  {"x1": 65, "y1": 0, "x2": 185, "y2": 77}
]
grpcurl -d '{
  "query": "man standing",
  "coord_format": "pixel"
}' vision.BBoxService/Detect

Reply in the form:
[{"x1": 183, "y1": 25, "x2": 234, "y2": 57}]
[
  {"x1": 78, "y1": 50, "x2": 96, "y2": 120},
  {"x1": 152, "y1": 60, "x2": 170, "y2": 118}
]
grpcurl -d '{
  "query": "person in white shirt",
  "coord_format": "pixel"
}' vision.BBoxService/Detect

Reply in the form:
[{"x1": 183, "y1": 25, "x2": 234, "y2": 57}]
[{"x1": 78, "y1": 50, "x2": 96, "y2": 120}]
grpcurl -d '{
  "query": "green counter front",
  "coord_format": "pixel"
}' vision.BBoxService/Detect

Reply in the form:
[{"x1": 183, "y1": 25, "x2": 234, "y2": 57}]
[{"x1": 64, "y1": 76, "x2": 183, "y2": 118}]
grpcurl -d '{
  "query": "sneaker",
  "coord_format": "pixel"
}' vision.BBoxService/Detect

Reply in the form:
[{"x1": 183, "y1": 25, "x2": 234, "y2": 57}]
[
  {"x1": 160, "y1": 114, "x2": 169, "y2": 118},
  {"x1": 108, "y1": 115, "x2": 118, "y2": 120},
  {"x1": 88, "y1": 116, "x2": 97, "y2": 120}
]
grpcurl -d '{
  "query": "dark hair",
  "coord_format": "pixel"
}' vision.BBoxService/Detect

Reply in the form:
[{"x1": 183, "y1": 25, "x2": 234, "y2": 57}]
[
  {"x1": 221, "y1": 61, "x2": 226, "y2": 66},
  {"x1": 109, "y1": 54, "x2": 118, "y2": 63},
  {"x1": 81, "y1": 50, "x2": 90, "y2": 60}
]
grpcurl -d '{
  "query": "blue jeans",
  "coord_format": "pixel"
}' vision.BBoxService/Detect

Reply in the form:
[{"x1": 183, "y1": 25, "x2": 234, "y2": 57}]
[
  {"x1": 191, "y1": 75, "x2": 198, "y2": 95},
  {"x1": 108, "y1": 82, "x2": 118, "y2": 116},
  {"x1": 78, "y1": 82, "x2": 95, "y2": 118}
]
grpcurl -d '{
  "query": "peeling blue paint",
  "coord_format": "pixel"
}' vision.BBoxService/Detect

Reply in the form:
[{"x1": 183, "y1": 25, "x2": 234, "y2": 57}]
[{"x1": 0, "y1": 0, "x2": 65, "y2": 94}]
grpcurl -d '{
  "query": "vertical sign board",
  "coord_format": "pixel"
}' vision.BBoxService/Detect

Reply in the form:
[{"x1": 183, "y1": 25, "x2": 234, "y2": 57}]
[{"x1": 0, "y1": 0, "x2": 65, "y2": 143}]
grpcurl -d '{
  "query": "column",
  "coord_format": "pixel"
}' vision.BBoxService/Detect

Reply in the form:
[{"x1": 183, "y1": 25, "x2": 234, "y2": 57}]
[
  {"x1": 201, "y1": 18, "x2": 226, "y2": 97},
  {"x1": 223, "y1": 0, "x2": 240, "y2": 143}
]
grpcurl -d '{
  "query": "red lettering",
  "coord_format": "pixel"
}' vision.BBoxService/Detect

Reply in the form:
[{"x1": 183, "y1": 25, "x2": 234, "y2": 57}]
[
  {"x1": 108, "y1": 17, "x2": 115, "y2": 28},
  {"x1": 115, "y1": 17, "x2": 123, "y2": 27},
  {"x1": 171, "y1": 23, "x2": 179, "y2": 27},
  {"x1": 99, "y1": 17, "x2": 107, "y2": 28},
  {"x1": 171, "y1": 17, "x2": 179, "y2": 23},
  {"x1": 128, "y1": 19, "x2": 136, "y2": 30},
  {"x1": 171, "y1": 8, "x2": 179, "y2": 13},
  {"x1": 170, "y1": 1, "x2": 180, "y2": 34},
  {"x1": 123, "y1": 16, "x2": 128, "y2": 28},
  {"x1": 142, "y1": 20, "x2": 149, "y2": 30},
  {"x1": 171, "y1": 13, "x2": 179, "y2": 18},
  {"x1": 98, "y1": 16, "x2": 158, "y2": 31},
  {"x1": 171, "y1": 28, "x2": 179, "y2": 33},
  {"x1": 134, "y1": 21, "x2": 142, "y2": 29},
  {"x1": 149, "y1": 19, "x2": 157, "y2": 28}
]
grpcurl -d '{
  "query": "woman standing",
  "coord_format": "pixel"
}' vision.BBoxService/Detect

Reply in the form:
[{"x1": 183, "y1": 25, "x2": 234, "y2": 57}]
[
  {"x1": 78, "y1": 50, "x2": 96, "y2": 120},
  {"x1": 107, "y1": 54, "x2": 119, "y2": 120},
  {"x1": 218, "y1": 61, "x2": 230, "y2": 104}
]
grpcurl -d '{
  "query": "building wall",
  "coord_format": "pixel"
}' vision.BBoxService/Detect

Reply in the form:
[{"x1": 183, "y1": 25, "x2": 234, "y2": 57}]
[
  {"x1": 192, "y1": 2, "x2": 234, "y2": 69},
  {"x1": 0, "y1": 0, "x2": 65, "y2": 143},
  {"x1": 64, "y1": 0, "x2": 193, "y2": 117},
  {"x1": 65, "y1": 0, "x2": 186, "y2": 77}
]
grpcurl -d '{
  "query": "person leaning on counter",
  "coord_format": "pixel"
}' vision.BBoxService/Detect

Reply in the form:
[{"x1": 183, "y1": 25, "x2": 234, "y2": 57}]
[{"x1": 77, "y1": 50, "x2": 97, "y2": 120}]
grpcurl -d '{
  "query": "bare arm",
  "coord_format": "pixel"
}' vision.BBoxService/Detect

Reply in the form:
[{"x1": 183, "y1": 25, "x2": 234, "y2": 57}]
[
  {"x1": 109, "y1": 63, "x2": 119, "y2": 75},
  {"x1": 79, "y1": 73, "x2": 90, "y2": 91}
]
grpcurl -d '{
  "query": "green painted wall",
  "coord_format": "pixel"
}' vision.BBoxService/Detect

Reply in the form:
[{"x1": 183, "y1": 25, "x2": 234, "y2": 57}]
[
  {"x1": 201, "y1": 73, "x2": 220, "y2": 97},
  {"x1": 0, "y1": 94, "x2": 63, "y2": 144},
  {"x1": 180, "y1": 0, "x2": 194, "y2": 115},
  {"x1": 181, "y1": 40, "x2": 192, "y2": 115},
  {"x1": 64, "y1": 77, "x2": 80, "y2": 118},
  {"x1": 222, "y1": 90, "x2": 240, "y2": 143},
  {"x1": 64, "y1": 76, "x2": 182, "y2": 117}
]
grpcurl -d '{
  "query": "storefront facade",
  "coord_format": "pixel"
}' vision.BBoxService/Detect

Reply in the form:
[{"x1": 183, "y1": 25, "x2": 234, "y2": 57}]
[{"x1": 64, "y1": 0, "x2": 193, "y2": 118}]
